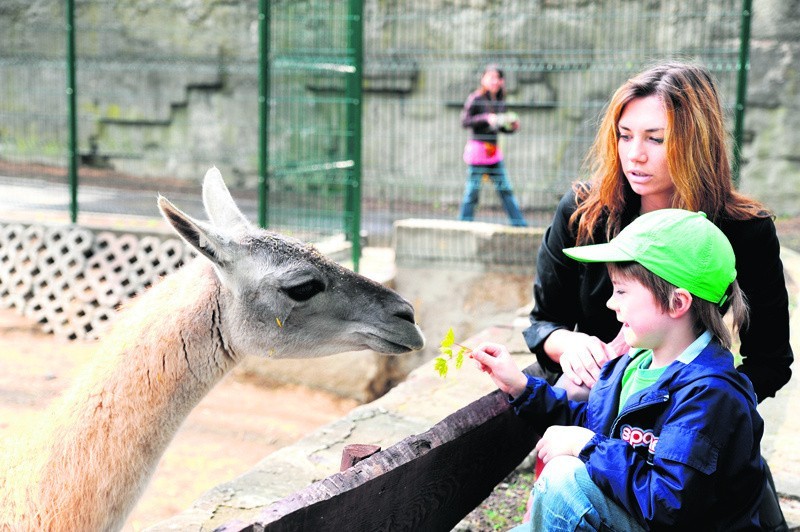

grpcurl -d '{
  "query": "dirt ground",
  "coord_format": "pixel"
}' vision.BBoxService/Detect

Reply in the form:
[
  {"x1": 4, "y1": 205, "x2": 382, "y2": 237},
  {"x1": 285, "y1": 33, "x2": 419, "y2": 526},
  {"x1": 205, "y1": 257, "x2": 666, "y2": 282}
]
[{"x1": 0, "y1": 306, "x2": 358, "y2": 531}]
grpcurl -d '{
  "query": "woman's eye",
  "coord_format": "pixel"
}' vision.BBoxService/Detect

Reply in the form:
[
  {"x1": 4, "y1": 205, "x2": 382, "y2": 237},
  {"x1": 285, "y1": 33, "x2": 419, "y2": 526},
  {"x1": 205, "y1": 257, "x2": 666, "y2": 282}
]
[
  {"x1": 283, "y1": 279, "x2": 325, "y2": 302},
  {"x1": 618, "y1": 133, "x2": 631, "y2": 141},
  {"x1": 650, "y1": 137, "x2": 664, "y2": 144}
]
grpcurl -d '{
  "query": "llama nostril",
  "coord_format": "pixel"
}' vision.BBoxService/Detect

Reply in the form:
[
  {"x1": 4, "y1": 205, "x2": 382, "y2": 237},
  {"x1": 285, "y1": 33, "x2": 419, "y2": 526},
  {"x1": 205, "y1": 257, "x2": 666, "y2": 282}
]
[{"x1": 396, "y1": 307, "x2": 416, "y2": 324}]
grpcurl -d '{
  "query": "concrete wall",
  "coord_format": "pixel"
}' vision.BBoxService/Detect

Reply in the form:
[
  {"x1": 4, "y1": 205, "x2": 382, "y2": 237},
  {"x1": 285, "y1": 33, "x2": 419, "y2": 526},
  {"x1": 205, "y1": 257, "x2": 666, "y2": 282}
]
[{"x1": 392, "y1": 219, "x2": 544, "y2": 376}]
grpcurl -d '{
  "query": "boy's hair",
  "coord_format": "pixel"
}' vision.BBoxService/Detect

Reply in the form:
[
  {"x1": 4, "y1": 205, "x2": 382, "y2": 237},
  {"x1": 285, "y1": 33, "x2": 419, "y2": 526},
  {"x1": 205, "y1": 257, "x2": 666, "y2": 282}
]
[{"x1": 607, "y1": 261, "x2": 749, "y2": 349}]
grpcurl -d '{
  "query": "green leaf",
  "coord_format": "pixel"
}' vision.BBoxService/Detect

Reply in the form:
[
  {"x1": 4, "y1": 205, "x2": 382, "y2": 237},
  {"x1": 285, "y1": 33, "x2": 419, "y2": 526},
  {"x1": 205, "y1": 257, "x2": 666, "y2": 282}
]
[
  {"x1": 440, "y1": 327, "x2": 455, "y2": 348},
  {"x1": 435, "y1": 328, "x2": 471, "y2": 378},
  {"x1": 434, "y1": 357, "x2": 449, "y2": 378},
  {"x1": 455, "y1": 346, "x2": 468, "y2": 369}
]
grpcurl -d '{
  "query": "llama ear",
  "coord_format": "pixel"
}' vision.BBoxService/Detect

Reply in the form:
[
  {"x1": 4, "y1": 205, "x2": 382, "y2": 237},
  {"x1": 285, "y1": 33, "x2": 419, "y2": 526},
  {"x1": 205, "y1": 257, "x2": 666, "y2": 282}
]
[
  {"x1": 201, "y1": 167, "x2": 252, "y2": 232},
  {"x1": 158, "y1": 194, "x2": 234, "y2": 266}
]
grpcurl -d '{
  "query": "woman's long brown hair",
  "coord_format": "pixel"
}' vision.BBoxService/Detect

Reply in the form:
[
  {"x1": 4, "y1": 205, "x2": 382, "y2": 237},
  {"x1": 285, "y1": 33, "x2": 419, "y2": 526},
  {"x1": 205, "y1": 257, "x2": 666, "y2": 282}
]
[{"x1": 571, "y1": 61, "x2": 768, "y2": 245}]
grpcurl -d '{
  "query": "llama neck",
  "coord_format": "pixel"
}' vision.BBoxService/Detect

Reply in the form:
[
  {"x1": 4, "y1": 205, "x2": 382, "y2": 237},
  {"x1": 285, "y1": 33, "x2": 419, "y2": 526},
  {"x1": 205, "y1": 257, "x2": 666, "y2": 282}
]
[{"x1": 36, "y1": 260, "x2": 241, "y2": 531}]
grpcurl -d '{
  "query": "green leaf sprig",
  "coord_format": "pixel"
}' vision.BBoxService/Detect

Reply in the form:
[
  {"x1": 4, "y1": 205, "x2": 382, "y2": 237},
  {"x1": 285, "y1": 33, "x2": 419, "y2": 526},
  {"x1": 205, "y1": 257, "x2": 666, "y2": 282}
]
[{"x1": 435, "y1": 327, "x2": 472, "y2": 378}]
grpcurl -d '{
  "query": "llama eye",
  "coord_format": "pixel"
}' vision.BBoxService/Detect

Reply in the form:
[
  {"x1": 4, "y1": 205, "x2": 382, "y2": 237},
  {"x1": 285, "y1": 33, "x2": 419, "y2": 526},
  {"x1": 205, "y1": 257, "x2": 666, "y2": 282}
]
[{"x1": 283, "y1": 279, "x2": 325, "y2": 302}]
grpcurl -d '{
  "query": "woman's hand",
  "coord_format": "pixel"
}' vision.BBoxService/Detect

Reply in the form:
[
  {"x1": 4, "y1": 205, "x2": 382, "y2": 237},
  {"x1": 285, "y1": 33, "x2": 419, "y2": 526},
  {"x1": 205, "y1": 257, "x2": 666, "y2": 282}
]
[
  {"x1": 535, "y1": 425, "x2": 595, "y2": 463},
  {"x1": 546, "y1": 329, "x2": 628, "y2": 389},
  {"x1": 471, "y1": 342, "x2": 528, "y2": 398}
]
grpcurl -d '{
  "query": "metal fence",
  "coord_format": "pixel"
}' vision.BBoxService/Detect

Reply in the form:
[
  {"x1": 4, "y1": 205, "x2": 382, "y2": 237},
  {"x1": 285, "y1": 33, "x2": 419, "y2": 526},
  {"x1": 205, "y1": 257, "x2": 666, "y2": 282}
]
[{"x1": 0, "y1": 0, "x2": 752, "y2": 264}]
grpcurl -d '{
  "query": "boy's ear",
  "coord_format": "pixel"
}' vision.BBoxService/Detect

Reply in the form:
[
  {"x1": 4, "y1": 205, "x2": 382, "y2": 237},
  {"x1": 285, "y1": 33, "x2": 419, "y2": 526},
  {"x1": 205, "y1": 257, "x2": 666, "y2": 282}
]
[{"x1": 670, "y1": 289, "x2": 693, "y2": 318}]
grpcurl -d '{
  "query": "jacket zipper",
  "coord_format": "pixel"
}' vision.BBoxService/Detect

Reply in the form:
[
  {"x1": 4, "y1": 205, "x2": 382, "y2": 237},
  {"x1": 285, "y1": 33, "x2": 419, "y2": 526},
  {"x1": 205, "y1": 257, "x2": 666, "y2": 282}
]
[{"x1": 610, "y1": 392, "x2": 670, "y2": 435}]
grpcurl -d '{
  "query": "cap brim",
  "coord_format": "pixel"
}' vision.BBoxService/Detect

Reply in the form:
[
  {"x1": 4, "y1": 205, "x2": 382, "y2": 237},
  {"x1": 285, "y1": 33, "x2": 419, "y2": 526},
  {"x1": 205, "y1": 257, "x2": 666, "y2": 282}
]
[{"x1": 563, "y1": 242, "x2": 635, "y2": 264}]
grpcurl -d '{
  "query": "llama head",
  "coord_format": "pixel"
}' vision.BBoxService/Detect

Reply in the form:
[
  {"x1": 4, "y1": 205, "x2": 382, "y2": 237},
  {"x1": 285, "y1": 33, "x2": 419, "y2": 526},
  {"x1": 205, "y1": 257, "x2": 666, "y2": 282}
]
[{"x1": 157, "y1": 167, "x2": 425, "y2": 359}]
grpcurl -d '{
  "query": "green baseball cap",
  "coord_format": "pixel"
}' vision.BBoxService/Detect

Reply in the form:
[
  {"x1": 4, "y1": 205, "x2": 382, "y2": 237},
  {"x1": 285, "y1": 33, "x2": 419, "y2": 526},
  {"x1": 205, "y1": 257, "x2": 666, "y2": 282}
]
[{"x1": 562, "y1": 209, "x2": 736, "y2": 306}]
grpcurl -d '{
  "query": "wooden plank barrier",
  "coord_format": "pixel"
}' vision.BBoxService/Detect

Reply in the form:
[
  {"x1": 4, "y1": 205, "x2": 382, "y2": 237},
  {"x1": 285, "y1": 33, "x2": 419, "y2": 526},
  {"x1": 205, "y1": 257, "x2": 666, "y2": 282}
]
[{"x1": 217, "y1": 382, "x2": 540, "y2": 532}]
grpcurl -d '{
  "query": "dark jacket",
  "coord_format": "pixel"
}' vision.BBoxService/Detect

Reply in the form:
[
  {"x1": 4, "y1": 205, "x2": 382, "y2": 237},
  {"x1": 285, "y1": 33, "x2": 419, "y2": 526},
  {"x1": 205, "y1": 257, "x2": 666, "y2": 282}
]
[
  {"x1": 511, "y1": 340, "x2": 766, "y2": 530},
  {"x1": 524, "y1": 188, "x2": 793, "y2": 401},
  {"x1": 461, "y1": 89, "x2": 509, "y2": 144}
]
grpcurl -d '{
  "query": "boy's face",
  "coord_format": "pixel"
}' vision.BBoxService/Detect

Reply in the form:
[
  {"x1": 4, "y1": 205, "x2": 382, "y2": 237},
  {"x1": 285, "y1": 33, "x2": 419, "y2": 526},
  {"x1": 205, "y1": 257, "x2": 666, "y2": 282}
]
[{"x1": 606, "y1": 273, "x2": 671, "y2": 350}]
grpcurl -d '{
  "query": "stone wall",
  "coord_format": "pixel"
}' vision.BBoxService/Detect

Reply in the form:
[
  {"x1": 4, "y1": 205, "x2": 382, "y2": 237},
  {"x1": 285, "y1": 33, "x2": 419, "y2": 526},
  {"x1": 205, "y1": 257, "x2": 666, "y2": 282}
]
[
  {"x1": 1, "y1": 1, "x2": 798, "y2": 215},
  {"x1": 739, "y1": 0, "x2": 800, "y2": 215}
]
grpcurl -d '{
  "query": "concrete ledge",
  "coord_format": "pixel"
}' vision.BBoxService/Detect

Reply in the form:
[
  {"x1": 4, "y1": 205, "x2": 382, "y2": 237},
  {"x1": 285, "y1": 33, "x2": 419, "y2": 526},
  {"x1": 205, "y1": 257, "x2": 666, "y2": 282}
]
[{"x1": 394, "y1": 219, "x2": 544, "y2": 272}]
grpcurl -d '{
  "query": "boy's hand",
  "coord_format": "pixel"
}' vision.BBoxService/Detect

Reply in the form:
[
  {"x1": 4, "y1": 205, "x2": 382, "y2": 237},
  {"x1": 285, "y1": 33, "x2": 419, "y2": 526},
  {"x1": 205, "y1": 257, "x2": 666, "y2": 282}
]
[
  {"x1": 535, "y1": 425, "x2": 595, "y2": 463},
  {"x1": 471, "y1": 342, "x2": 528, "y2": 398}
]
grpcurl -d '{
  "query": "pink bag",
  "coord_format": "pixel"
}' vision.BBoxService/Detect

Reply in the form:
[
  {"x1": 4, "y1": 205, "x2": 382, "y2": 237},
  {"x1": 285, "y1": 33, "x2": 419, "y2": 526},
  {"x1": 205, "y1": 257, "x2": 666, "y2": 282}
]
[{"x1": 463, "y1": 139, "x2": 503, "y2": 165}]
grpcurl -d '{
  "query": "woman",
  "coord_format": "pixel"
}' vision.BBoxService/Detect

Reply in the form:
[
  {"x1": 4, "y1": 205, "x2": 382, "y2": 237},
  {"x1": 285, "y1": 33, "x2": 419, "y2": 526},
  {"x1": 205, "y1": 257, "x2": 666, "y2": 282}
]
[
  {"x1": 524, "y1": 61, "x2": 793, "y2": 403},
  {"x1": 458, "y1": 64, "x2": 527, "y2": 227}
]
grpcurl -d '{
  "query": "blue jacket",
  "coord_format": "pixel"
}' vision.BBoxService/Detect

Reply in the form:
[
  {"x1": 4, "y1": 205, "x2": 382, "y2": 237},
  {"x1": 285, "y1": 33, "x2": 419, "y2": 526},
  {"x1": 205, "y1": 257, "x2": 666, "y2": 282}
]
[{"x1": 511, "y1": 340, "x2": 766, "y2": 530}]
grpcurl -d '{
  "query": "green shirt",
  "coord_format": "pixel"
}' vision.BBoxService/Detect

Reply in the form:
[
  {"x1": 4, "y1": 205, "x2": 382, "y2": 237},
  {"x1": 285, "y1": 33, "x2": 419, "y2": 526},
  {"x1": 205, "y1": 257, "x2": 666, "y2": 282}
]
[
  {"x1": 618, "y1": 350, "x2": 665, "y2": 415},
  {"x1": 617, "y1": 331, "x2": 713, "y2": 415}
]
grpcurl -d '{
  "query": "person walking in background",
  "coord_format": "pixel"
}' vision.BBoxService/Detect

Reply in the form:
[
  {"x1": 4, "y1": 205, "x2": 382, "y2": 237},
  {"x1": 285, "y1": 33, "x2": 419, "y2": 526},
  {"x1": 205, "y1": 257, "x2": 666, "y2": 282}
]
[
  {"x1": 523, "y1": 61, "x2": 793, "y2": 403},
  {"x1": 458, "y1": 64, "x2": 528, "y2": 227}
]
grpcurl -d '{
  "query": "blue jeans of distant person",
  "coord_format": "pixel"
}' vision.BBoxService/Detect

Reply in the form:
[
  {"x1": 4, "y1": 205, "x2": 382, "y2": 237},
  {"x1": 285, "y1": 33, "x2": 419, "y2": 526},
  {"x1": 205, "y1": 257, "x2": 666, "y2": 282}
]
[
  {"x1": 458, "y1": 161, "x2": 527, "y2": 227},
  {"x1": 509, "y1": 456, "x2": 646, "y2": 532}
]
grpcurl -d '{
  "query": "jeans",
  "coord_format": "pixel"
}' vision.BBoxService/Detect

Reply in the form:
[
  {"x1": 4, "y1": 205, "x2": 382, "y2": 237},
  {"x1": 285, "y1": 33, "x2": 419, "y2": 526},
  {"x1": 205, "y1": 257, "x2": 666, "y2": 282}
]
[
  {"x1": 458, "y1": 161, "x2": 527, "y2": 227},
  {"x1": 509, "y1": 456, "x2": 646, "y2": 532}
]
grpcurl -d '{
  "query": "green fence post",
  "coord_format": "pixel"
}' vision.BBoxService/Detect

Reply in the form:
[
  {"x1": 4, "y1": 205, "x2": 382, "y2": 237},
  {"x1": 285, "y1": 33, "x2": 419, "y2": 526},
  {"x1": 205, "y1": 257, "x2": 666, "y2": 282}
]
[
  {"x1": 732, "y1": 0, "x2": 752, "y2": 187},
  {"x1": 346, "y1": 0, "x2": 364, "y2": 271},
  {"x1": 66, "y1": 0, "x2": 78, "y2": 223},
  {"x1": 258, "y1": 0, "x2": 270, "y2": 228}
]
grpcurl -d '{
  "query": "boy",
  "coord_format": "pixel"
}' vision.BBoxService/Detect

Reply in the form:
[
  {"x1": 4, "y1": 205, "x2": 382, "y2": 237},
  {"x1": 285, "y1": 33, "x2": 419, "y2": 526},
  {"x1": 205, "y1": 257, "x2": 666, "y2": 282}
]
[{"x1": 472, "y1": 209, "x2": 767, "y2": 530}]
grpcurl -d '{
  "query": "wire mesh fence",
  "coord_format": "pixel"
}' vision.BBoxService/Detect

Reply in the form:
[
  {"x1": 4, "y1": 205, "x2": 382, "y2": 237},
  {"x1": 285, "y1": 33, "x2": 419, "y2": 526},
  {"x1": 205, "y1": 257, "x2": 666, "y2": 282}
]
[
  {"x1": 359, "y1": 0, "x2": 748, "y2": 243},
  {"x1": 0, "y1": 0, "x2": 749, "y2": 253}
]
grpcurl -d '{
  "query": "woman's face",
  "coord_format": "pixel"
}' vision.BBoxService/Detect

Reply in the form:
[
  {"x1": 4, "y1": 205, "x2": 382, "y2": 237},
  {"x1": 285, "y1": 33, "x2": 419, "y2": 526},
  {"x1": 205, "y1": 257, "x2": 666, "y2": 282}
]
[
  {"x1": 481, "y1": 70, "x2": 504, "y2": 96},
  {"x1": 617, "y1": 95, "x2": 674, "y2": 212}
]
